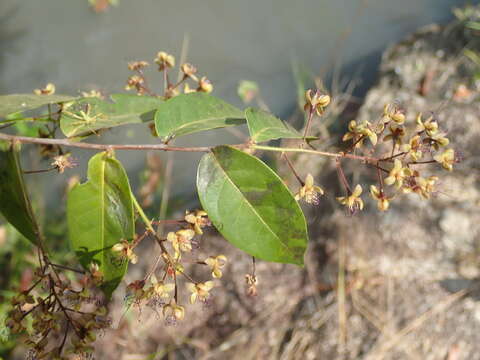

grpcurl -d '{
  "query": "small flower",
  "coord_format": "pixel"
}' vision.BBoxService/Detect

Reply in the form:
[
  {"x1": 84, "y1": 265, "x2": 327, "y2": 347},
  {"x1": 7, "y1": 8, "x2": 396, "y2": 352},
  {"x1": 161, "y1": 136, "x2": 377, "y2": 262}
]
[
  {"x1": 383, "y1": 124, "x2": 406, "y2": 145},
  {"x1": 304, "y1": 89, "x2": 330, "y2": 116},
  {"x1": 434, "y1": 148, "x2": 455, "y2": 171},
  {"x1": 384, "y1": 159, "x2": 411, "y2": 189},
  {"x1": 245, "y1": 274, "x2": 258, "y2": 296},
  {"x1": 125, "y1": 75, "x2": 144, "y2": 92},
  {"x1": 149, "y1": 275, "x2": 175, "y2": 298},
  {"x1": 111, "y1": 239, "x2": 138, "y2": 264},
  {"x1": 128, "y1": 61, "x2": 149, "y2": 71},
  {"x1": 383, "y1": 103, "x2": 405, "y2": 124},
  {"x1": 162, "y1": 300, "x2": 185, "y2": 321},
  {"x1": 164, "y1": 85, "x2": 180, "y2": 99},
  {"x1": 342, "y1": 120, "x2": 377, "y2": 147},
  {"x1": 34, "y1": 83, "x2": 56, "y2": 95},
  {"x1": 185, "y1": 210, "x2": 210, "y2": 235},
  {"x1": 197, "y1": 76, "x2": 213, "y2": 93},
  {"x1": 337, "y1": 184, "x2": 364, "y2": 213},
  {"x1": 403, "y1": 175, "x2": 439, "y2": 199},
  {"x1": 205, "y1": 255, "x2": 227, "y2": 278},
  {"x1": 416, "y1": 113, "x2": 438, "y2": 136},
  {"x1": 180, "y1": 63, "x2": 198, "y2": 80},
  {"x1": 186, "y1": 281, "x2": 214, "y2": 304},
  {"x1": 401, "y1": 135, "x2": 423, "y2": 161},
  {"x1": 51, "y1": 154, "x2": 77, "y2": 173},
  {"x1": 370, "y1": 185, "x2": 393, "y2": 211},
  {"x1": 167, "y1": 229, "x2": 195, "y2": 255},
  {"x1": 427, "y1": 132, "x2": 449, "y2": 150},
  {"x1": 126, "y1": 280, "x2": 146, "y2": 302},
  {"x1": 294, "y1": 173, "x2": 324, "y2": 205},
  {"x1": 155, "y1": 51, "x2": 175, "y2": 70}
]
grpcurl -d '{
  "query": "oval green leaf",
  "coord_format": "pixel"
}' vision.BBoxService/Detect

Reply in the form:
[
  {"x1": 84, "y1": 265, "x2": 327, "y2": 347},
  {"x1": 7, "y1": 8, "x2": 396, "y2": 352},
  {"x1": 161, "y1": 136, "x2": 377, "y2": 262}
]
[
  {"x1": 154, "y1": 93, "x2": 245, "y2": 142},
  {"x1": 0, "y1": 141, "x2": 41, "y2": 245},
  {"x1": 0, "y1": 94, "x2": 75, "y2": 119},
  {"x1": 67, "y1": 152, "x2": 134, "y2": 297},
  {"x1": 197, "y1": 145, "x2": 308, "y2": 265},
  {"x1": 60, "y1": 94, "x2": 164, "y2": 137},
  {"x1": 245, "y1": 107, "x2": 303, "y2": 143}
]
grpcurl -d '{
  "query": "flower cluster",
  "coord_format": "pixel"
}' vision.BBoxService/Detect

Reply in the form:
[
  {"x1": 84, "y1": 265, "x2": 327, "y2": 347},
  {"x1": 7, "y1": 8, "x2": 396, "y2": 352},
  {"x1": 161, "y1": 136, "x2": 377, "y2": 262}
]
[
  {"x1": 6, "y1": 262, "x2": 110, "y2": 359},
  {"x1": 333, "y1": 103, "x2": 459, "y2": 212},
  {"x1": 125, "y1": 51, "x2": 214, "y2": 98},
  {"x1": 115, "y1": 210, "x2": 227, "y2": 325}
]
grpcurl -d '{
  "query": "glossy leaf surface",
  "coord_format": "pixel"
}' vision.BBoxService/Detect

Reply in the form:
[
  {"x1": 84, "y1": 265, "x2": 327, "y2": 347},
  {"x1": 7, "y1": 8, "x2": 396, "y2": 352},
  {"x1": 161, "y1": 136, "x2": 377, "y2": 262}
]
[
  {"x1": 60, "y1": 94, "x2": 164, "y2": 137},
  {"x1": 0, "y1": 94, "x2": 75, "y2": 119},
  {"x1": 67, "y1": 152, "x2": 134, "y2": 297},
  {"x1": 154, "y1": 93, "x2": 244, "y2": 142},
  {"x1": 197, "y1": 145, "x2": 308, "y2": 265},
  {"x1": 0, "y1": 141, "x2": 41, "y2": 245},
  {"x1": 245, "y1": 107, "x2": 302, "y2": 143}
]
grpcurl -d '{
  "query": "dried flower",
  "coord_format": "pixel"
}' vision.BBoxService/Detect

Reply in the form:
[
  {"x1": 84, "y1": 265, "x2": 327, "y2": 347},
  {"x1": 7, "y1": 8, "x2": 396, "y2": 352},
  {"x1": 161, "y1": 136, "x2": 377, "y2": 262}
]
[
  {"x1": 295, "y1": 173, "x2": 324, "y2": 205},
  {"x1": 384, "y1": 124, "x2": 406, "y2": 145},
  {"x1": 51, "y1": 154, "x2": 78, "y2": 173},
  {"x1": 245, "y1": 274, "x2": 258, "y2": 296}
]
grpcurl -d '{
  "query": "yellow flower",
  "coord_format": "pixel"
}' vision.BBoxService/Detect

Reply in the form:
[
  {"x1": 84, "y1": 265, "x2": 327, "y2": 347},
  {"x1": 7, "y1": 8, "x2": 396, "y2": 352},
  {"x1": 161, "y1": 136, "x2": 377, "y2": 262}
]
[
  {"x1": 127, "y1": 61, "x2": 149, "y2": 71},
  {"x1": 162, "y1": 300, "x2": 185, "y2": 321},
  {"x1": 337, "y1": 184, "x2": 364, "y2": 212},
  {"x1": 34, "y1": 83, "x2": 56, "y2": 95},
  {"x1": 342, "y1": 120, "x2": 377, "y2": 147},
  {"x1": 434, "y1": 148, "x2": 455, "y2": 171},
  {"x1": 198, "y1": 76, "x2": 213, "y2": 93},
  {"x1": 428, "y1": 132, "x2": 449, "y2": 151},
  {"x1": 180, "y1": 63, "x2": 198, "y2": 80},
  {"x1": 185, "y1": 210, "x2": 209, "y2": 235},
  {"x1": 403, "y1": 176, "x2": 438, "y2": 199},
  {"x1": 150, "y1": 275, "x2": 175, "y2": 298},
  {"x1": 295, "y1": 173, "x2": 324, "y2": 205},
  {"x1": 416, "y1": 113, "x2": 438, "y2": 136},
  {"x1": 383, "y1": 103, "x2": 405, "y2": 124},
  {"x1": 167, "y1": 229, "x2": 195, "y2": 255},
  {"x1": 384, "y1": 159, "x2": 411, "y2": 189},
  {"x1": 205, "y1": 255, "x2": 227, "y2": 278},
  {"x1": 401, "y1": 135, "x2": 423, "y2": 161},
  {"x1": 370, "y1": 185, "x2": 393, "y2": 211},
  {"x1": 186, "y1": 281, "x2": 214, "y2": 304},
  {"x1": 155, "y1": 51, "x2": 175, "y2": 70},
  {"x1": 304, "y1": 89, "x2": 330, "y2": 116}
]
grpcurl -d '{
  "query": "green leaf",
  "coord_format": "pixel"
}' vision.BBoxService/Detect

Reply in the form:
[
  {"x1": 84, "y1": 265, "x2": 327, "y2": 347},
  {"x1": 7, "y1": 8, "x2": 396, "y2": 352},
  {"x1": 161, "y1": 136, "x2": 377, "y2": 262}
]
[
  {"x1": 154, "y1": 93, "x2": 245, "y2": 142},
  {"x1": 60, "y1": 94, "x2": 164, "y2": 137},
  {"x1": 67, "y1": 152, "x2": 134, "y2": 297},
  {"x1": 197, "y1": 145, "x2": 308, "y2": 265},
  {"x1": 0, "y1": 141, "x2": 41, "y2": 245},
  {"x1": 0, "y1": 94, "x2": 75, "y2": 119},
  {"x1": 245, "y1": 107, "x2": 303, "y2": 143}
]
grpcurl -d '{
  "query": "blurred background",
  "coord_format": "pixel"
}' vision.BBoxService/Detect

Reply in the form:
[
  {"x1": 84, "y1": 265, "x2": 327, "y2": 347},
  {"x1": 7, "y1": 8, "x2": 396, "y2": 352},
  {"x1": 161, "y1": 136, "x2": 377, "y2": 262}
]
[{"x1": 2, "y1": 1, "x2": 480, "y2": 359}]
